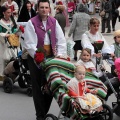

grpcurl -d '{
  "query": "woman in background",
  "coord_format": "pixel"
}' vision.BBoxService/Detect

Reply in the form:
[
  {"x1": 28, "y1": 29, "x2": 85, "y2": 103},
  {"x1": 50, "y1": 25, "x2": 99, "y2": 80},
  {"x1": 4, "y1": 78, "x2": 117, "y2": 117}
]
[
  {"x1": 56, "y1": 0, "x2": 70, "y2": 27},
  {"x1": 2, "y1": 0, "x2": 18, "y2": 21},
  {"x1": 55, "y1": 5, "x2": 66, "y2": 35},
  {"x1": 17, "y1": 1, "x2": 36, "y2": 22},
  {"x1": 0, "y1": 6, "x2": 18, "y2": 77},
  {"x1": 68, "y1": 3, "x2": 90, "y2": 61}
]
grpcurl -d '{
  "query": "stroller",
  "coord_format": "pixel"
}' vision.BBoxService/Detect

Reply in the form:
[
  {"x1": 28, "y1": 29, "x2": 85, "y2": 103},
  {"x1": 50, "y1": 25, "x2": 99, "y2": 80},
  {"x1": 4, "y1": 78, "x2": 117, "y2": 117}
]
[
  {"x1": 67, "y1": 1, "x2": 76, "y2": 22},
  {"x1": 41, "y1": 57, "x2": 113, "y2": 120},
  {"x1": 98, "y1": 53, "x2": 120, "y2": 117},
  {"x1": 92, "y1": 40, "x2": 120, "y2": 117},
  {"x1": 2, "y1": 36, "x2": 32, "y2": 96}
]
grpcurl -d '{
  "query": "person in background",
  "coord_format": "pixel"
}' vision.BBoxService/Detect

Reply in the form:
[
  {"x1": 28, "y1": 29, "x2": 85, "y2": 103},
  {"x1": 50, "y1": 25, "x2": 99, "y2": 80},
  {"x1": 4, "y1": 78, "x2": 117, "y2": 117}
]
[
  {"x1": 23, "y1": 0, "x2": 67, "y2": 119},
  {"x1": 109, "y1": 30, "x2": 120, "y2": 76},
  {"x1": 0, "y1": 6, "x2": 18, "y2": 77},
  {"x1": 68, "y1": 3, "x2": 90, "y2": 61},
  {"x1": 111, "y1": 0, "x2": 118, "y2": 31},
  {"x1": 81, "y1": 17, "x2": 111, "y2": 63},
  {"x1": 54, "y1": 5, "x2": 66, "y2": 35},
  {"x1": 29, "y1": 0, "x2": 38, "y2": 9},
  {"x1": 14, "y1": 0, "x2": 22, "y2": 12},
  {"x1": 110, "y1": 30, "x2": 120, "y2": 58},
  {"x1": 2, "y1": 0, "x2": 18, "y2": 21},
  {"x1": 49, "y1": 0, "x2": 56, "y2": 17},
  {"x1": 55, "y1": 0, "x2": 70, "y2": 27},
  {"x1": 88, "y1": 0, "x2": 95, "y2": 14},
  {"x1": 100, "y1": 0, "x2": 112, "y2": 33},
  {"x1": 17, "y1": 1, "x2": 36, "y2": 22}
]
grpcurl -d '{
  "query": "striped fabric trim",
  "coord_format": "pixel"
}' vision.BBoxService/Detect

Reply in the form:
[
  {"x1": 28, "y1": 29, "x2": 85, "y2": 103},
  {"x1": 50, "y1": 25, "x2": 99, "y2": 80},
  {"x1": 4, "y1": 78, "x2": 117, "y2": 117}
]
[{"x1": 45, "y1": 58, "x2": 107, "y2": 119}]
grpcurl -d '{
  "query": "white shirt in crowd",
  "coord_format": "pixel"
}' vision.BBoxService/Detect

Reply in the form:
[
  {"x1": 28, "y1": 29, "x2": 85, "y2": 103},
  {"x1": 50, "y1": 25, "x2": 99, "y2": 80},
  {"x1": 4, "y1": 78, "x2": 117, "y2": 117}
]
[{"x1": 81, "y1": 31, "x2": 112, "y2": 55}]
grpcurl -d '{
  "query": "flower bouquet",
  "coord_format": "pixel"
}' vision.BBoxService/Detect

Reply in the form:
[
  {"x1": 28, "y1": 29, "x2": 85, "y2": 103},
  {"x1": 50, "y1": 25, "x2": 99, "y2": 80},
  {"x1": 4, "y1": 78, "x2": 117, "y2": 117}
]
[
  {"x1": 93, "y1": 40, "x2": 104, "y2": 66},
  {"x1": 34, "y1": 47, "x2": 46, "y2": 69},
  {"x1": 93, "y1": 40, "x2": 104, "y2": 53},
  {"x1": 19, "y1": 25, "x2": 24, "y2": 33}
]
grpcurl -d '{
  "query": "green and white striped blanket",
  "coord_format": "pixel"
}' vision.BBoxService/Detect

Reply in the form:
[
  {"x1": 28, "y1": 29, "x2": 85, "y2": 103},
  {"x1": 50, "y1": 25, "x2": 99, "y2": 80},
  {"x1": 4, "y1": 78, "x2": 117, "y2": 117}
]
[{"x1": 45, "y1": 58, "x2": 107, "y2": 120}]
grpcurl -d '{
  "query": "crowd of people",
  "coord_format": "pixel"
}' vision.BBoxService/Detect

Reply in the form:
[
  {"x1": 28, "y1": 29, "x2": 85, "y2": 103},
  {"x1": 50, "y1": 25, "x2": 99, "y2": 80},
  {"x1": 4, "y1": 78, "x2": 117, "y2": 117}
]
[{"x1": 0, "y1": 0, "x2": 120, "y2": 120}]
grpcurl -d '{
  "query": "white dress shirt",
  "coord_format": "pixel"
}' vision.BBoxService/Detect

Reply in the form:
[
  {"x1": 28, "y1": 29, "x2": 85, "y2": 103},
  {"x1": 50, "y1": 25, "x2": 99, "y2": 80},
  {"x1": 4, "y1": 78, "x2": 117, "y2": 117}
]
[
  {"x1": 81, "y1": 31, "x2": 111, "y2": 55},
  {"x1": 24, "y1": 19, "x2": 67, "y2": 58}
]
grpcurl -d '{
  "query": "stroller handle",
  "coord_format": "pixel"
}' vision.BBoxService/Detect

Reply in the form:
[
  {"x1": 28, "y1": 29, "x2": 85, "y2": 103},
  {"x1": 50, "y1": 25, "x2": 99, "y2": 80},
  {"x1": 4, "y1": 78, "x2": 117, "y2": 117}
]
[{"x1": 102, "y1": 53, "x2": 111, "y2": 60}]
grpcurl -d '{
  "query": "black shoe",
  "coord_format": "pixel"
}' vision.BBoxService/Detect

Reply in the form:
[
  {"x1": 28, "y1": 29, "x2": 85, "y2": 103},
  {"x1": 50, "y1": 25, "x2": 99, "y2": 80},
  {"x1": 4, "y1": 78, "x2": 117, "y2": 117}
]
[
  {"x1": 106, "y1": 31, "x2": 111, "y2": 33},
  {"x1": 37, "y1": 116, "x2": 44, "y2": 120},
  {"x1": 74, "y1": 57, "x2": 77, "y2": 61},
  {"x1": 101, "y1": 31, "x2": 105, "y2": 33},
  {"x1": 113, "y1": 28, "x2": 115, "y2": 31}
]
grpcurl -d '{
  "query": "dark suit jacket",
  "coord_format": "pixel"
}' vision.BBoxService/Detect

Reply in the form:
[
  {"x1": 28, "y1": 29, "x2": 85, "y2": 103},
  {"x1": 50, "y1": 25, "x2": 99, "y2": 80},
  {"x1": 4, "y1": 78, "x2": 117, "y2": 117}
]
[{"x1": 18, "y1": 7, "x2": 36, "y2": 22}]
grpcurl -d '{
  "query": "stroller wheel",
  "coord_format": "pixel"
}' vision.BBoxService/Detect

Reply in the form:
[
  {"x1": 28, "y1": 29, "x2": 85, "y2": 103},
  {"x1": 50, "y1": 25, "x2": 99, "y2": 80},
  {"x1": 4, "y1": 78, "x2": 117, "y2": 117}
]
[
  {"x1": 18, "y1": 76, "x2": 27, "y2": 88},
  {"x1": 99, "y1": 104, "x2": 113, "y2": 120},
  {"x1": 112, "y1": 102, "x2": 120, "y2": 117},
  {"x1": 27, "y1": 87, "x2": 32, "y2": 97},
  {"x1": 3, "y1": 77, "x2": 13, "y2": 93},
  {"x1": 44, "y1": 114, "x2": 58, "y2": 120}
]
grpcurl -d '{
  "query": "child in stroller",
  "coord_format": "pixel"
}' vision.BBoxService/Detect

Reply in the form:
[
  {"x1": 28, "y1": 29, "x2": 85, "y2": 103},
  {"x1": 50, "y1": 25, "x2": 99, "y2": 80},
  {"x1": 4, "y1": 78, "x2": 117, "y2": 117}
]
[
  {"x1": 3, "y1": 51, "x2": 32, "y2": 96},
  {"x1": 67, "y1": 65, "x2": 103, "y2": 114},
  {"x1": 43, "y1": 57, "x2": 112, "y2": 120}
]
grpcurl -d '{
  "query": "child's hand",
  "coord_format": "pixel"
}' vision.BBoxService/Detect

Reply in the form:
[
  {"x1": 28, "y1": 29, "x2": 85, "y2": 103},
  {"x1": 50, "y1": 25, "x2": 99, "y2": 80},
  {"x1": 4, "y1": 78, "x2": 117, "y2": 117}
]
[
  {"x1": 78, "y1": 96, "x2": 87, "y2": 100},
  {"x1": 74, "y1": 96, "x2": 87, "y2": 100},
  {"x1": 100, "y1": 65, "x2": 105, "y2": 71},
  {"x1": 90, "y1": 89, "x2": 98, "y2": 94},
  {"x1": 111, "y1": 53, "x2": 115, "y2": 58},
  {"x1": 81, "y1": 96, "x2": 88, "y2": 100},
  {"x1": 5, "y1": 34, "x2": 10, "y2": 38}
]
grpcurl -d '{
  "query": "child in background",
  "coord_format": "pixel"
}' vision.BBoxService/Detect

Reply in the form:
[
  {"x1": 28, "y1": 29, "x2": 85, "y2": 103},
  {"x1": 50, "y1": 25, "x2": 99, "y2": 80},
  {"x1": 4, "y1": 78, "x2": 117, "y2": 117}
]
[
  {"x1": 110, "y1": 30, "x2": 120, "y2": 58},
  {"x1": 110, "y1": 30, "x2": 120, "y2": 76},
  {"x1": 67, "y1": 65, "x2": 103, "y2": 114},
  {"x1": 76, "y1": 48, "x2": 103, "y2": 78}
]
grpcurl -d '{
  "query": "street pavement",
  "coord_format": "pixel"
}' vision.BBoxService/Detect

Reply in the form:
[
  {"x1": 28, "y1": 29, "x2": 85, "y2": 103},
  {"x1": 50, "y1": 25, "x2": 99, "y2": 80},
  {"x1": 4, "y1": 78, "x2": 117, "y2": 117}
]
[{"x1": 0, "y1": 13, "x2": 120, "y2": 120}]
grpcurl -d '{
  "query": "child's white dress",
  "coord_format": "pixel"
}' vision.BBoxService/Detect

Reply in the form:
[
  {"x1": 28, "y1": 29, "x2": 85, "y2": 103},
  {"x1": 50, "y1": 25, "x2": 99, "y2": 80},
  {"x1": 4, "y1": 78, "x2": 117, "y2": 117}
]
[{"x1": 67, "y1": 77, "x2": 102, "y2": 112}]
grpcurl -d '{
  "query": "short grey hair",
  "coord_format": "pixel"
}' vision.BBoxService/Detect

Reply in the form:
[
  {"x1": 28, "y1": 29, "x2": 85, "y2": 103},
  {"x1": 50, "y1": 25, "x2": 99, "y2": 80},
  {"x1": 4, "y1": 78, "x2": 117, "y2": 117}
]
[{"x1": 77, "y1": 3, "x2": 85, "y2": 12}]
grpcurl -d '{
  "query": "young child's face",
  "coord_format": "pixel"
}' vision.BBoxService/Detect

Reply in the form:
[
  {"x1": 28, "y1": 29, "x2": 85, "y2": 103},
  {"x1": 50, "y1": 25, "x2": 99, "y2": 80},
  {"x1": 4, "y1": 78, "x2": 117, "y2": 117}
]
[
  {"x1": 81, "y1": 50, "x2": 91, "y2": 62},
  {"x1": 75, "y1": 70, "x2": 85, "y2": 82},
  {"x1": 115, "y1": 36, "x2": 120, "y2": 44}
]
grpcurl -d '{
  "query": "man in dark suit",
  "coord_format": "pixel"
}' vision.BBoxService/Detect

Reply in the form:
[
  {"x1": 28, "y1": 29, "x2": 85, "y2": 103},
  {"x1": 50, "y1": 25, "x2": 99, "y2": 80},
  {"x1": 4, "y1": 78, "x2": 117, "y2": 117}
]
[
  {"x1": 111, "y1": 0, "x2": 119, "y2": 31},
  {"x1": 101, "y1": 0, "x2": 112, "y2": 33}
]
